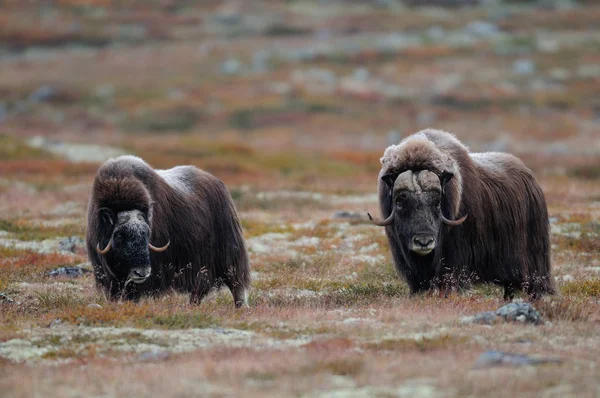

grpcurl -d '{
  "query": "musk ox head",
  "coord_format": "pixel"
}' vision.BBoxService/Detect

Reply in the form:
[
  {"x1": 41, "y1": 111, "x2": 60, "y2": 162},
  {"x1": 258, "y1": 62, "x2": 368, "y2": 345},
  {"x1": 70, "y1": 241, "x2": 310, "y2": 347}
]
[
  {"x1": 95, "y1": 207, "x2": 169, "y2": 284},
  {"x1": 368, "y1": 169, "x2": 466, "y2": 256}
]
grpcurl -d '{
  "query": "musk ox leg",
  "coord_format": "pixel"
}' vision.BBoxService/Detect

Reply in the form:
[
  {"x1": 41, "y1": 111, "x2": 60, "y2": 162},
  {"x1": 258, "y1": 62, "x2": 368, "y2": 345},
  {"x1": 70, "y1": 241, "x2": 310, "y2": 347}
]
[
  {"x1": 503, "y1": 283, "x2": 516, "y2": 301},
  {"x1": 189, "y1": 284, "x2": 211, "y2": 305},
  {"x1": 224, "y1": 281, "x2": 249, "y2": 308}
]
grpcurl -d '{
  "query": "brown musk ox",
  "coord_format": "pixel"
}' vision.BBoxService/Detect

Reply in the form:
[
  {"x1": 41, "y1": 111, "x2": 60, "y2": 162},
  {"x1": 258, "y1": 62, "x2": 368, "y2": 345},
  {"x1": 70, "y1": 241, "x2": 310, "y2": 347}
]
[
  {"x1": 86, "y1": 155, "x2": 250, "y2": 307},
  {"x1": 368, "y1": 129, "x2": 554, "y2": 299}
]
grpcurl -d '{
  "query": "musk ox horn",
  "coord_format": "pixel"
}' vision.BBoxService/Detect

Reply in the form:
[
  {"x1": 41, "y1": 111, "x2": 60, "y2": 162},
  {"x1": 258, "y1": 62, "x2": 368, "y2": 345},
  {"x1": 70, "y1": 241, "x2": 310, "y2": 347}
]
[
  {"x1": 441, "y1": 213, "x2": 467, "y2": 226},
  {"x1": 367, "y1": 208, "x2": 395, "y2": 226},
  {"x1": 149, "y1": 240, "x2": 170, "y2": 252},
  {"x1": 96, "y1": 238, "x2": 113, "y2": 255}
]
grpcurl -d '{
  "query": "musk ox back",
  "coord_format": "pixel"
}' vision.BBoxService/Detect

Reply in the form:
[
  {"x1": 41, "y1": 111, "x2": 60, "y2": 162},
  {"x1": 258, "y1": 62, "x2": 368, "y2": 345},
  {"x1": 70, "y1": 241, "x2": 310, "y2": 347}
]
[
  {"x1": 368, "y1": 129, "x2": 554, "y2": 299},
  {"x1": 86, "y1": 155, "x2": 250, "y2": 307}
]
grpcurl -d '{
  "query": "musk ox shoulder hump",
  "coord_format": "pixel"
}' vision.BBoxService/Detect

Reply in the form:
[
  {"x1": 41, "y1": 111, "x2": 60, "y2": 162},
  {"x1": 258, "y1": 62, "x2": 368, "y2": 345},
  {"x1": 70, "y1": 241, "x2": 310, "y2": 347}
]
[{"x1": 156, "y1": 166, "x2": 199, "y2": 194}]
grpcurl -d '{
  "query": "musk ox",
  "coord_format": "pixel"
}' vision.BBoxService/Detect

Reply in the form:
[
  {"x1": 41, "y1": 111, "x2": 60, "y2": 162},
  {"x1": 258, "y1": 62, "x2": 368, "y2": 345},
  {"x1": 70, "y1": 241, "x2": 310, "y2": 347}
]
[
  {"x1": 86, "y1": 155, "x2": 250, "y2": 307},
  {"x1": 368, "y1": 129, "x2": 554, "y2": 299}
]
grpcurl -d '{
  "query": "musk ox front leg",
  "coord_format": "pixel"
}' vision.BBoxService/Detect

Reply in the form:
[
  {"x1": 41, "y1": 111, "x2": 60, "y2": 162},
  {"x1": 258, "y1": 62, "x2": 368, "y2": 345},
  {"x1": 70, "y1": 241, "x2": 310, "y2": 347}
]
[{"x1": 228, "y1": 282, "x2": 249, "y2": 308}]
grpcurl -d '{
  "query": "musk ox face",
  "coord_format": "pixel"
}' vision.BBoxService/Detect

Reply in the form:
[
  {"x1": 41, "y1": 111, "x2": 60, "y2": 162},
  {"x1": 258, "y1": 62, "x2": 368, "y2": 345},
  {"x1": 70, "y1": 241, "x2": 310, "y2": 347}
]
[
  {"x1": 391, "y1": 170, "x2": 443, "y2": 256},
  {"x1": 368, "y1": 169, "x2": 467, "y2": 255},
  {"x1": 96, "y1": 208, "x2": 169, "y2": 285}
]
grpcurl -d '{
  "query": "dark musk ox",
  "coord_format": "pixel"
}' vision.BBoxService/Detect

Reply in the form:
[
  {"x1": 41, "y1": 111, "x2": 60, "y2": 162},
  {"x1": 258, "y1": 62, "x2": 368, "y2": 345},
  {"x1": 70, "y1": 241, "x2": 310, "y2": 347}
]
[
  {"x1": 368, "y1": 129, "x2": 554, "y2": 299},
  {"x1": 86, "y1": 156, "x2": 250, "y2": 307}
]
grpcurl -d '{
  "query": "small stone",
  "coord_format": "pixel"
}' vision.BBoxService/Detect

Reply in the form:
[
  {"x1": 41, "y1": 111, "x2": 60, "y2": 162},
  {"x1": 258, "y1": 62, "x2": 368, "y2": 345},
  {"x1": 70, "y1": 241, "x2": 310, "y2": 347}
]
[
  {"x1": 28, "y1": 85, "x2": 58, "y2": 104},
  {"x1": 138, "y1": 351, "x2": 170, "y2": 362},
  {"x1": 464, "y1": 302, "x2": 543, "y2": 325},
  {"x1": 0, "y1": 292, "x2": 18, "y2": 305},
  {"x1": 495, "y1": 302, "x2": 542, "y2": 325},
  {"x1": 513, "y1": 59, "x2": 536, "y2": 75},
  {"x1": 58, "y1": 236, "x2": 85, "y2": 253},
  {"x1": 473, "y1": 350, "x2": 562, "y2": 369},
  {"x1": 464, "y1": 21, "x2": 499, "y2": 38},
  {"x1": 461, "y1": 311, "x2": 498, "y2": 325},
  {"x1": 87, "y1": 303, "x2": 102, "y2": 310},
  {"x1": 220, "y1": 58, "x2": 242, "y2": 75},
  {"x1": 47, "y1": 265, "x2": 91, "y2": 278},
  {"x1": 333, "y1": 211, "x2": 364, "y2": 220},
  {"x1": 353, "y1": 67, "x2": 370, "y2": 82}
]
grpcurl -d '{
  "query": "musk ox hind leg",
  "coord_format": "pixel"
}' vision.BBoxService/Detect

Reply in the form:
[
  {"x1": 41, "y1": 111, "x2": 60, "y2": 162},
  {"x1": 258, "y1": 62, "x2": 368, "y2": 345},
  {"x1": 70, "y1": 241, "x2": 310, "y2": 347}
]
[
  {"x1": 189, "y1": 284, "x2": 211, "y2": 305},
  {"x1": 503, "y1": 282, "x2": 516, "y2": 302}
]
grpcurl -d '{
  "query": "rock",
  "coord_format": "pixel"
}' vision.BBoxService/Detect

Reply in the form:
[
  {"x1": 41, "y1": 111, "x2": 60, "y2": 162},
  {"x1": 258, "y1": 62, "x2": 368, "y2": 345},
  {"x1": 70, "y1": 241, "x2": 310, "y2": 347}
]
[
  {"x1": 27, "y1": 136, "x2": 126, "y2": 163},
  {"x1": 495, "y1": 302, "x2": 543, "y2": 325},
  {"x1": 333, "y1": 211, "x2": 364, "y2": 220},
  {"x1": 87, "y1": 303, "x2": 102, "y2": 310},
  {"x1": 94, "y1": 84, "x2": 115, "y2": 100},
  {"x1": 463, "y1": 302, "x2": 543, "y2": 325},
  {"x1": 47, "y1": 265, "x2": 92, "y2": 278},
  {"x1": 0, "y1": 292, "x2": 18, "y2": 305},
  {"x1": 0, "y1": 102, "x2": 7, "y2": 122},
  {"x1": 28, "y1": 85, "x2": 58, "y2": 104},
  {"x1": 292, "y1": 68, "x2": 337, "y2": 94},
  {"x1": 252, "y1": 50, "x2": 271, "y2": 74},
  {"x1": 220, "y1": 58, "x2": 242, "y2": 75},
  {"x1": 464, "y1": 21, "x2": 499, "y2": 38},
  {"x1": 353, "y1": 67, "x2": 370, "y2": 82},
  {"x1": 426, "y1": 26, "x2": 445, "y2": 41},
  {"x1": 138, "y1": 350, "x2": 170, "y2": 362},
  {"x1": 58, "y1": 236, "x2": 85, "y2": 253},
  {"x1": 461, "y1": 311, "x2": 498, "y2": 325},
  {"x1": 473, "y1": 350, "x2": 562, "y2": 368},
  {"x1": 513, "y1": 59, "x2": 536, "y2": 75}
]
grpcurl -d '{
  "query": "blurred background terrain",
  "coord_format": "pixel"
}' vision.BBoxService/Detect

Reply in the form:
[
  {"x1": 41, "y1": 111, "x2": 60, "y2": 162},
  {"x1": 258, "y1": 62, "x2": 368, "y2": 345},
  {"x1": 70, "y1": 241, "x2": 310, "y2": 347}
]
[{"x1": 0, "y1": 1, "x2": 599, "y2": 397}]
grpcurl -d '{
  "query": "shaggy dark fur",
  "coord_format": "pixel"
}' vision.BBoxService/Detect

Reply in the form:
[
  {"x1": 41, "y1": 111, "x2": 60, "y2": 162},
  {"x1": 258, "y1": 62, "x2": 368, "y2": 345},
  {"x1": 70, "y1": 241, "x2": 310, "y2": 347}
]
[
  {"x1": 375, "y1": 129, "x2": 554, "y2": 299},
  {"x1": 86, "y1": 156, "x2": 250, "y2": 307}
]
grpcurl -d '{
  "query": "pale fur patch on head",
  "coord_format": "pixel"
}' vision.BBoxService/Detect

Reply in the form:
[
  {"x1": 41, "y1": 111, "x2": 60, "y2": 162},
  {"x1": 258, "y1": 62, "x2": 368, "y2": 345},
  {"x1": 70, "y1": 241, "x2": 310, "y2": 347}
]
[
  {"x1": 394, "y1": 170, "x2": 441, "y2": 194},
  {"x1": 379, "y1": 129, "x2": 464, "y2": 217}
]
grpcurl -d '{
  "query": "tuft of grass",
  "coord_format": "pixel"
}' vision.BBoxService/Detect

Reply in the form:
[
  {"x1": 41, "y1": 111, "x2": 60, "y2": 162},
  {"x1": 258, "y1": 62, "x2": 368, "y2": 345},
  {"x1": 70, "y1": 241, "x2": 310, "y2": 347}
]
[
  {"x1": 137, "y1": 312, "x2": 215, "y2": 330},
  {"x1": 241, "y1": 219, "x2": 292, "y2": 238},
  {"x1": 324, "y1": 282, "x2": 406, "y2": 306},
  {"x1": 122, "y1": 106, "x2": 202, "y2": 133},
  {"x1": 0, "y1": 251, "x2": 81, "y2": 289},
  {"x1": 57, "y1": 301, "x2": 218, "y2": 330},
  {"x1": 568, "y1": 165, "x2": 600, "y2": 180},
  {"x1": 318, "y1": 358, "x2": 364, "y2": 376},
  {"x1": 36, "y1": 290, "x2": 91, "y2": 311},
  {"x1": 536, "y1": 296, "x2": 599, "y2": 322},
  {"x1": 0, "y1": 135, "x2": 54, "y2": 161},
  {"x1": 364, "y1": 334, "x2": 469, "y2": 353},
  {"x1": 561, "y1": 279, "x2": 600, "y2": 297},
  {"x1": 0, "y1": 218, "x2": 84, "y2": 241}
]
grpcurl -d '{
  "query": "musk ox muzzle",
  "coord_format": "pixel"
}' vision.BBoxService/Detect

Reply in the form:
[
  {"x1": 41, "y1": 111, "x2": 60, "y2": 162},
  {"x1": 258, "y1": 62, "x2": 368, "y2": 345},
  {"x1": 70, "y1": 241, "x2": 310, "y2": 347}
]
[{"x1": 95, "y1": 209, "x2": 170, "y2": 284}]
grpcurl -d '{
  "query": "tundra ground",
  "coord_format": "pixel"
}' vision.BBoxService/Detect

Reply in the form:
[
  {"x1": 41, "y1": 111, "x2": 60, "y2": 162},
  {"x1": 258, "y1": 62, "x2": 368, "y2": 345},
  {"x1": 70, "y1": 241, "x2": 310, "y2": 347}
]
[{"x1": 1, "y1": 1, "x2": 600, "y2": 397}]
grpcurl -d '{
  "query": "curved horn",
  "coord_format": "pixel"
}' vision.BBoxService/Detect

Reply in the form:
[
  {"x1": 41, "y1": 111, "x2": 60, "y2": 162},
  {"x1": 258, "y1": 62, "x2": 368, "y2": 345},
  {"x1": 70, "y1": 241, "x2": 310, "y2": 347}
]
[
  {"x1": 367, "y1": 208, "x2": 395, "y2": 227},
  {"x1": 149, "y1": 240, "x2": 170, "y2": 252},
  {"x1": 96, "y1": 238, "x2": 113, "y2": 255},
  {"x1": 441, "y1": 213, "x2": 467, "y2": 226}
]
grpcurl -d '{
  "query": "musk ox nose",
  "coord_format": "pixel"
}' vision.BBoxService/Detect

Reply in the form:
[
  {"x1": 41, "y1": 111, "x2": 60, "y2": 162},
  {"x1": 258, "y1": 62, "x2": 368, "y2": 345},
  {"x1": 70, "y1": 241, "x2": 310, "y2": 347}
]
[
  {"x1": 410, "y1": 235, "x2": 435, "y2": 255},
  {"x1": 413, "y1": 236, "x2": 434, "y2": 248},
  {"x1": 131, "y1": 269, "x2": 151, "y2": 283}
]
